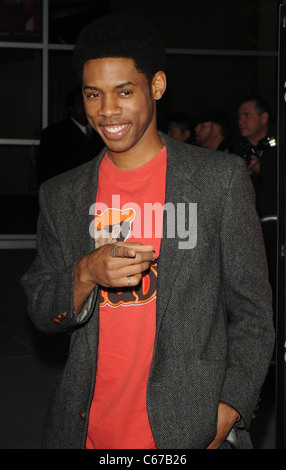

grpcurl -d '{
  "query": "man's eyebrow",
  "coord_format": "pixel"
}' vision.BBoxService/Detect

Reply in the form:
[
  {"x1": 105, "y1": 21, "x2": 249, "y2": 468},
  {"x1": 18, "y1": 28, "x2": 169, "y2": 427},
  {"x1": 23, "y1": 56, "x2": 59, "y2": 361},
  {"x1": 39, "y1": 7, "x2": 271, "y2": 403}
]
[
  {"x1": 114, "y1": 81, "x2": 135, "y2": 89},
  {"x1": 83, "y1": 82, "x2": 135, "y2": 92},
  {"x1": 83, "y1": 85, "x2": 100, "y2": 91}
]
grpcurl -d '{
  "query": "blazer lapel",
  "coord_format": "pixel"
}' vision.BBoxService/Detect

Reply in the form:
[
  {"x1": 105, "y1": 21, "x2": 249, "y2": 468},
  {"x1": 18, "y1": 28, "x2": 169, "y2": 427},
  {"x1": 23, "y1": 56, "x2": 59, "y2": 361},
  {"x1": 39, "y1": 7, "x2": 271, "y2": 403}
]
[
  {"x1": 66, "y1": 149, "x2": 105, "y2": 260},
  {"x1": 156, "y1": 135, "x2": 201, "y2": 329},
  {"x1": 65, "y1": 150, "x2": 106, "y2": 351}
]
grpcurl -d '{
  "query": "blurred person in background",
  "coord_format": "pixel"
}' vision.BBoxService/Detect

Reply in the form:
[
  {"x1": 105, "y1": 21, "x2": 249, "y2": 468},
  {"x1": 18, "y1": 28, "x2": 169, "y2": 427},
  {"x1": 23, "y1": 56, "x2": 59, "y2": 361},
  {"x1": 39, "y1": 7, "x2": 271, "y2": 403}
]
[
  {"x1": 36, "y1": 86, "x2": 103, "y2": 185},
  {"x1": 195, "y1": 107, "x2": 231, "y2": 152},
  {"x1": 166, "y1": 111, "x2": 195, "y2": 144}
]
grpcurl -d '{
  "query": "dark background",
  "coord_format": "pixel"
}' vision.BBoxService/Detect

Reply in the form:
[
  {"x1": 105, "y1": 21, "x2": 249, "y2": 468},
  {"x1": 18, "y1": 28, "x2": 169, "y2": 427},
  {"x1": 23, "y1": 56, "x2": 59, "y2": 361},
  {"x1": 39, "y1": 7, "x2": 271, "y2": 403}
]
[
  {"x1": 0, "y1": 0, "x2": 280, "y2": 206},
  {"x1": 0, "y1": 0, "x2": 282, "y2": 449}
]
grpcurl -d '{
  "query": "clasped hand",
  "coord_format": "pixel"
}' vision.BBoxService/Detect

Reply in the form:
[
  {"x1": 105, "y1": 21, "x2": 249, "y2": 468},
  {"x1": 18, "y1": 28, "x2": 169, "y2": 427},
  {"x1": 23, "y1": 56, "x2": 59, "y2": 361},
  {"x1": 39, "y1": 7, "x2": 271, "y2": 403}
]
[
  {"x1": 87, "y1": 241, "x2": 156, "y2": 288},
  {"x1": 74, "y1": 242, "x2": 156, "y2": 313}
]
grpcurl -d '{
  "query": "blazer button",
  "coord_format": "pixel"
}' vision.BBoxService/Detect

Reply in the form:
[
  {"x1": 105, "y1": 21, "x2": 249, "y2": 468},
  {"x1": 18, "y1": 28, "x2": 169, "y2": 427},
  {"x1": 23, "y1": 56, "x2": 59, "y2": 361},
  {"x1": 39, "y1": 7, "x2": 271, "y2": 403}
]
[
  {"x1": 60, "y1": 312, "x2": 67, "y2": 319},
  {"x1": 53, "y1": 317, "x2": 61, "y2": 324},
  {"x1": 80, "y1": 411, "x2": 86, "y2": 420}
]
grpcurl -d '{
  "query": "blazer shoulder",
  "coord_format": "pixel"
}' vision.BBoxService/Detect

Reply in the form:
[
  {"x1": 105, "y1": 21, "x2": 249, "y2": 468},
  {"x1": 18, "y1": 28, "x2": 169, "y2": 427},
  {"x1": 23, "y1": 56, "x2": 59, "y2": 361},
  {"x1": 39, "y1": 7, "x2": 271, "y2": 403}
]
[
  {"x1": 192, "y1": 146, "x2": 246, "y2": 175},
  {"x1": 163, "y1": 132, "x2": 246, "y2": 180},
  {"x1": 190, "y1": 147, "x2": 249, "y2": 194},
  {"x1": 39, "y1": 149, "x2": 104, "y2": 205}
]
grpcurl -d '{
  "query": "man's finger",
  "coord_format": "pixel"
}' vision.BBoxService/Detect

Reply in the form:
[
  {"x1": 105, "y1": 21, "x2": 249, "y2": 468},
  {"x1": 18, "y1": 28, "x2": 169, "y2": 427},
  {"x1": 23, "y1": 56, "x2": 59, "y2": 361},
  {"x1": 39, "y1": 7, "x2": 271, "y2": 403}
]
[{"x1": 110, "y1": 243, "x2": 155, "y2": 259}]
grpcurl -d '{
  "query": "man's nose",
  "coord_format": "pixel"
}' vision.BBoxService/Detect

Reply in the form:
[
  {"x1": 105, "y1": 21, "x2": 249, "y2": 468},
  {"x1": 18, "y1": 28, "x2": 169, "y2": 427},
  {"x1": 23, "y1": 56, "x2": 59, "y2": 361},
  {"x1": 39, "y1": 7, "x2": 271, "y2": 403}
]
[
  {"x1": 99, "y1": 96, "x2": 121, "y2": 117},
  {"x1": 238, "y1": 114, "x2": 245, "y2": 126}
]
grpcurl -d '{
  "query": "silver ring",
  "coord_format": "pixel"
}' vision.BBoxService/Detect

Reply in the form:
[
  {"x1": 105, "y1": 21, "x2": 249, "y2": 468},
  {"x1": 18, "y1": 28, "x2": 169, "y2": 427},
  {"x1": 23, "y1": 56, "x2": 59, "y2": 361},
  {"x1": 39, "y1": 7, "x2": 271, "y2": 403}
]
[
  {"x1": 127, "y1": 276, "x2": 131, "y2": 287},
  {"x1": 111, "y1": 245, "x2": 118, "y2": 257}
]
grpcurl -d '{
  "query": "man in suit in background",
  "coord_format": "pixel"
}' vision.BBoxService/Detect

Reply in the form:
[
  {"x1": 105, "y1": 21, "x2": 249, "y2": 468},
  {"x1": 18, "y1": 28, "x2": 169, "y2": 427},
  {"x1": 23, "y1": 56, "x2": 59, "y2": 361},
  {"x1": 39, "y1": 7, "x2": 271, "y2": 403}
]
[
  {"x1": 22, "y1": 15, "x2": 274, "y2": 449},
  {"x1": 36, "y1": 86, "x2": 103, "y2": 185}
]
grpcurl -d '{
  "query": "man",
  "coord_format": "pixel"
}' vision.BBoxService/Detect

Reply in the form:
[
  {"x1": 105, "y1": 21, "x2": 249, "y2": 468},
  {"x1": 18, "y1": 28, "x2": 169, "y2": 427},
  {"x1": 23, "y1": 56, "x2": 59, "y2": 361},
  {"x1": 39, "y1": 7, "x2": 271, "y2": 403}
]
[
  {"x1": 233, "y1": 96, "x2": 277, "y2": 218},
  {"x1": 21, "y1": 15, "x2": 274, "y2": 449},
  {"x1": 36, "y1": 86, "x2": 104, "y2": 185},
  {"x1": 195, "y1": 107, "x2": 231, "y2": 151},
  {"x1": 234, "y1": 96, "x2": 277, "y2": 219},
  {"x1": 166, "y1": 111, "x2": 195, "y2": 144},
  {"x1": 232, "y1": 96, "x2": 277, "y2": 313}
]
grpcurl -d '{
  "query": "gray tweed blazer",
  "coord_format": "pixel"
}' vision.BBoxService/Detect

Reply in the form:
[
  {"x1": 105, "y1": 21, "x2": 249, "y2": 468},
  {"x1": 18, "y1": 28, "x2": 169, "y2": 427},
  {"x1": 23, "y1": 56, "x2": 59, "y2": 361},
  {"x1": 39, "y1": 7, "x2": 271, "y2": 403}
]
[{"x1": 21, "y1": 133, "x2": 275, "y2": 449}]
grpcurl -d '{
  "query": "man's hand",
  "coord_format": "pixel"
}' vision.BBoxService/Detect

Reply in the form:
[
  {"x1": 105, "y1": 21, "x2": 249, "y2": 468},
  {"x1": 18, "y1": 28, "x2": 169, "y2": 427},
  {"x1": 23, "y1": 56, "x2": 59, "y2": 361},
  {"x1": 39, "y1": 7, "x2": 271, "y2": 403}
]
[
  {"x1": 73, "y1": 242, "x2": 156, "y2": 313},
  {"x1": 206, "y1": 401, "x2": 240, "y2": 449},
  {"x1": 247, "y1": 154, "x2": 260, "y2": 173}
]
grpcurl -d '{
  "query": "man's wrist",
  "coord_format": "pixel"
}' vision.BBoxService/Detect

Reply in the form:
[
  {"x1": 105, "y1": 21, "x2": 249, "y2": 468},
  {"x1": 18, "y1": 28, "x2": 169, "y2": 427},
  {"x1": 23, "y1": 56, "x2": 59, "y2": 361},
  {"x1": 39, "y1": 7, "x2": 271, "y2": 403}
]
[
  {"x1": 74, "y1": 254, "x2": 97, "y2": 288},
  {"x1": 219, "y1": 400, "x2": 240, "y2": 422},
  {"x1": 73, "y1": 256, "x2": 97, "y2": 314}
]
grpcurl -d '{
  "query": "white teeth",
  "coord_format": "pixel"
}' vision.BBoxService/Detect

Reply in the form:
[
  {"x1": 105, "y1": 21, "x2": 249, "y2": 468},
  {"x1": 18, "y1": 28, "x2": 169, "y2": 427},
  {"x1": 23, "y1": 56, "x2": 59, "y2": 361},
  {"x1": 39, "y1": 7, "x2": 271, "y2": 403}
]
[{"x1": 105, "y1": 124, "x2": 127, "y2": 134}]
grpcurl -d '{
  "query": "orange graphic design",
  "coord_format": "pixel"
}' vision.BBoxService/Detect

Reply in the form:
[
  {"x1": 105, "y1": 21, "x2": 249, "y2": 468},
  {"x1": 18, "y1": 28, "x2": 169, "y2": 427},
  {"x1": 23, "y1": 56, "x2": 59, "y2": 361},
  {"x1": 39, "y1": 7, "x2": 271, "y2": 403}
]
[
  {"x1": 94, "y1": 208, "x2": 135, "y2": 249},
  {"x1": 94, "y1": 207, "x2": 157, "y2": 308},
  {"x1": 99, "y1": 263, "x2": 158, "y2": 308}
]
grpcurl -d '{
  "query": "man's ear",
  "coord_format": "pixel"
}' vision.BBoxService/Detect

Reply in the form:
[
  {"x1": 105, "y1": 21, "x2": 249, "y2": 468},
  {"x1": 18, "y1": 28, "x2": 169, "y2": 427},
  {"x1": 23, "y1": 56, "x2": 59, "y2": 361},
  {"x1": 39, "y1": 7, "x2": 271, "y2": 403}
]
[
  {"x1": 213, "y1": 122, "x2": 222, "y2": 136},
  {"x1": 261, "y1": 111, "x2": 269, "y2": 126},
  {"x1": 182, "y1": 129, "x2": 191, "y2": 142},
  {"x1": 151, "y1": 71, "x2": 167, "y2": 100}
]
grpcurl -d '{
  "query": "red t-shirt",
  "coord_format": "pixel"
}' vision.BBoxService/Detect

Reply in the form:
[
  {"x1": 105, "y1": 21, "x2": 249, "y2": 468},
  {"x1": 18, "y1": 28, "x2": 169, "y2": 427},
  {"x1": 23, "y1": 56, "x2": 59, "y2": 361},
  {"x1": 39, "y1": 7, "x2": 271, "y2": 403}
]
[{"x1": 85, "y1": 147, "x2": 167, "y2": 449}]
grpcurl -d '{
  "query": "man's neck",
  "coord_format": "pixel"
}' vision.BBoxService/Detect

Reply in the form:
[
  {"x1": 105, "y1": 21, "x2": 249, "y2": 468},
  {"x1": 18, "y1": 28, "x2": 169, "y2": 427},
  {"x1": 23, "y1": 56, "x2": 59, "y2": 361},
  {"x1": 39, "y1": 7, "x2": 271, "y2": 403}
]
[
  {"x1": 107, "y1": 133, "x2": 164, "y2": 171},
  {"x1": 248, "y1": 127, "x2": 268, "y2": 147}
]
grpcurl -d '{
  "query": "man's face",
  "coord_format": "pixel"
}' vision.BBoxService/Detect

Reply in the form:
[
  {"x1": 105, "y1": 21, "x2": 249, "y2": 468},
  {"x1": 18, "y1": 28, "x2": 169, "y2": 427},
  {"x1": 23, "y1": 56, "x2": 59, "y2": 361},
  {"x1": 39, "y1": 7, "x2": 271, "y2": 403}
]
[
  {"x1": 82, "y1": 57, "x2": 158, "y2": 155},
  {"x1": 195, "y1": 121, "x2": 213, "y2": 147},
  {"x1": 238, "y1": 100, "x2": 266, "y2": 141},
  {"x1": 167, "y1": 122, "x2": 190, "y2": 142}
]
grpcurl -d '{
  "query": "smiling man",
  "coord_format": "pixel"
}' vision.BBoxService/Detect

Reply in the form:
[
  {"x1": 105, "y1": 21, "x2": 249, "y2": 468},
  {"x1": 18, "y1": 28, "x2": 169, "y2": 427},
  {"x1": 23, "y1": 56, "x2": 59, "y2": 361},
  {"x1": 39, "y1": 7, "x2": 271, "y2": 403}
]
[
  {"x1": 21, "y1": 15, "x2": 274, "y2": 450},
  {"x1": 81, "y1": 56, "x2": 165, "y2": 169}
]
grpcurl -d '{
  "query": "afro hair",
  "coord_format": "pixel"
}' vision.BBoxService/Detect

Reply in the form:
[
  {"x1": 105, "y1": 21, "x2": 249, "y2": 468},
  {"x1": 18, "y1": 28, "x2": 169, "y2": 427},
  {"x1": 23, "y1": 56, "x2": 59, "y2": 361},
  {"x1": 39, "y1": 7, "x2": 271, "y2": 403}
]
[{"x1": 72, "y1": 15, "x2": 166, "y2": 86}]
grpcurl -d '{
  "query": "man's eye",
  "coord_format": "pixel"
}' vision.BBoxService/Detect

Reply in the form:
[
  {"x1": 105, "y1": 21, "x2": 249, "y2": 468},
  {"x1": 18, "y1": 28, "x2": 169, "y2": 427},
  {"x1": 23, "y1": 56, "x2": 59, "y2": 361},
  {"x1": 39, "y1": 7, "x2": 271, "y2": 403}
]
[
  {"x1": 87, "y1": 92, "x2": 100, "y2": 99},
  {"x1": 120, "y1": 90, "x2": 133, "y2": 97}
]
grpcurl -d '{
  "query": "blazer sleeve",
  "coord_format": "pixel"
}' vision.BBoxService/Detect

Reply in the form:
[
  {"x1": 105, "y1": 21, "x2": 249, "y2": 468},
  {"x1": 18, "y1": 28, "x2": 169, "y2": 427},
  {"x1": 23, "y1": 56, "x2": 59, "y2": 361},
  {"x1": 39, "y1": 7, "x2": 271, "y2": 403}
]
[
  {"x1": 219, "y1": 158, "x2": 275, "y2": 429},
  {"x1": 21, "y1": 183, "x2": 97, "y2": 335}
]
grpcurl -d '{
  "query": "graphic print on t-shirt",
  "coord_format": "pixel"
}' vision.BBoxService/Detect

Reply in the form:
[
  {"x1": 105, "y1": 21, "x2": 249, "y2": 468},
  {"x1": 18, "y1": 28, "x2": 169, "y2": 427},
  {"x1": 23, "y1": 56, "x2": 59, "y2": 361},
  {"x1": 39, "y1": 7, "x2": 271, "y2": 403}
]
[
  {"x1": 94, "y1": 207, "x2": 135, "y2": 249},
  {"x1": 94, "y1": 207, "x2": 158, "y2": 308}
]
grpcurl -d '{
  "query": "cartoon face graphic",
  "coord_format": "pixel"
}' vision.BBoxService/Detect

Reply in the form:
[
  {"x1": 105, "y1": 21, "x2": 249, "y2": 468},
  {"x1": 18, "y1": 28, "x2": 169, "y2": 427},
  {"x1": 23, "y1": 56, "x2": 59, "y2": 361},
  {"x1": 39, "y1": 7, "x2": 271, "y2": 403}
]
[
  {"x1": 93, "y1": 207, "x2": 158, "y2": 309},
  {"x1": 94, "y1": 208, "x2": 135, "y2": 248}
]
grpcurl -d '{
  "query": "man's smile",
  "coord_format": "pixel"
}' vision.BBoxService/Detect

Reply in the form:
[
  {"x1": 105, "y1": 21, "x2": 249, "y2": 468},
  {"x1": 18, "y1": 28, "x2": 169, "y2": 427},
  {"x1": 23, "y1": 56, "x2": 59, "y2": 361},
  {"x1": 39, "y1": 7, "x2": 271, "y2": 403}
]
[{"x1": 100, "y1": 123, "x2": 131, "y2": 140}]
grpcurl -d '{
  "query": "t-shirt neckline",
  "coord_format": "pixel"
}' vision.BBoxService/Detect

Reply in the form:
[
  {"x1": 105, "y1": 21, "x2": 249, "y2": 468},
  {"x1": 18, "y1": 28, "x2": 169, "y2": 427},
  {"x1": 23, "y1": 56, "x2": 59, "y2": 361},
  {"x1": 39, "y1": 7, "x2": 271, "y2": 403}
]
[{"x1": 100, "y1": 146, "x2": 167, "y2": 183}]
